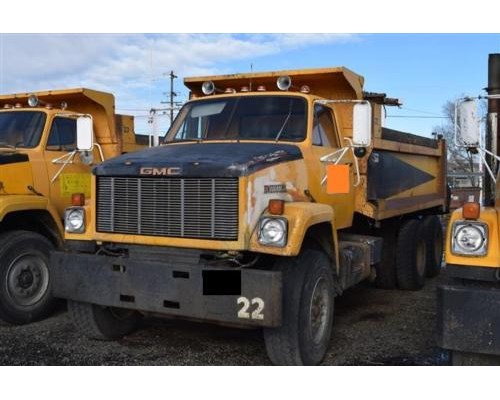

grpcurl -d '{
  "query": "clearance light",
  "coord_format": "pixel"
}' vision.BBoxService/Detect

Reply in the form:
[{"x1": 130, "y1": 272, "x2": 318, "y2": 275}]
[
  {"x1": 240, "y1": 86, "x2": 250, "y2": 92},
  {"x1": 225, "y1": 88, "x2": 236, "y2": 94},
  {"x1": 71, "y1": 192, "x2": 85, "y2": 206},
  {"x1": 61, "y1": 101, "x2": 68, "y2": 110},
  {"x1": 14, "y1": 103, "x2": 22, "y2": 108},
  {"x1": 300, "y1": 85, "x2": 311, "y2": 94},
  {"x1": 462, "y1": 201, "x2": 480, "y2": 220},
  {"x1": 268, "y1": 199, "x2": 285, "y2": 215},
  {"x1": 45, "y1": 104, "x2": 53, "y2": 110},
  {"x1": 3, "y1": 104, "x2": 12, "y2": 109},
  {"x1": 257, "y1": 85, "x2": 266, "y2": 92}
]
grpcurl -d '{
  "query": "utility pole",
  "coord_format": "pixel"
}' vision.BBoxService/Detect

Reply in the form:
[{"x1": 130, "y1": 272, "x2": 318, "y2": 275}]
[{"x1": 168, "y1": 70, "x2": 177, "y2": 125}]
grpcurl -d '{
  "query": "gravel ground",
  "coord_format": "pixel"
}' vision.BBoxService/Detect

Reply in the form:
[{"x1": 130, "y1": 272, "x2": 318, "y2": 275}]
[{"x1": 0, "y1": 275, "x2": 449, "y2": 366}]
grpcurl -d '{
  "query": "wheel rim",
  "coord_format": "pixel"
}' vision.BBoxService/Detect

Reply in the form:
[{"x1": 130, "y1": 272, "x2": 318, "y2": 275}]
[
  {"x1": 6, "y1": 253, "x2": 49, "y2": 307},
  {"x1": 416, "y1": 239, "x2": 426, "y2": 277},
  {"x1": 308, "y1": 276, "x2": 331, "y2": 345}
]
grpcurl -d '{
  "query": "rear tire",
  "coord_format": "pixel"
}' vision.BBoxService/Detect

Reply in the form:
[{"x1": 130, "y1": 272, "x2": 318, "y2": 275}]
[
  {"x1": 422, "y1": 215, "x2": 443, "y2": 277},
  {"x1": 0, "y1": 231, "x2": 56, "y2": 325},
  {"x1": 396, "y1": 219, "x2": 426, "y2": 290},
  {"x1": 68, "y1": 300, "x2": 141, "y2": 340},
  {"x1": 263, "y1": 249, "x2": 335, "y2": 366}
]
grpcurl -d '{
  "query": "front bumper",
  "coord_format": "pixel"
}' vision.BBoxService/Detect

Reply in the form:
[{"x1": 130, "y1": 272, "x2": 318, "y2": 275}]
[
  {"x1": 438, "y1": 264, "x2": 500, "y2": 356},
  {"x1": 50, "y1": 247, "x2": 282, "y2": 327}
]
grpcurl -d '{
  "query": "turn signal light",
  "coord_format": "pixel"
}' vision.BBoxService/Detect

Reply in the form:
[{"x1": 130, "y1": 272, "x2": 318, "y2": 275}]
[
  {"x1": 71, "y1": 193, "x2": 85, "y2": 206},
  {"x1": 268, "y1": 199, "x2": 285, "y2": 215},
  {"x1": 462, "y1": 202, "x2": 480, "y2": 220}
]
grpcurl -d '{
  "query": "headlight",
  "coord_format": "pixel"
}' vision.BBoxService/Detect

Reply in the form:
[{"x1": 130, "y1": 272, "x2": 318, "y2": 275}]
[
  {"x1": 452, "y1": 221, "x2": 488, "y2": 256},
  {"x1": 258, "y1": 217, "x2": 287, "y2": 247},
  {"x1": 65, "y1": 207, "x2": 85, "y2": 233}
]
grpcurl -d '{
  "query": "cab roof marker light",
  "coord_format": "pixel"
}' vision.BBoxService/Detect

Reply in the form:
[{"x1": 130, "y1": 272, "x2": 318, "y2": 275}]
[
  {"x1": 257, "y1": 85, "x2": 266, "y2": 92},
  {"x1": 300, "y1": 85, "x2": 311, "y2": 94}
]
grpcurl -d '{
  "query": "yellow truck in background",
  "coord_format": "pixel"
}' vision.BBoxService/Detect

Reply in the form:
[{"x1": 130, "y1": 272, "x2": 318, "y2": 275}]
[
  {"x1": 438, "y1": 53, "x2": 500, "y2": 365},
  {"x1": 0, "y1": 88, "x2": 146, "y2": 324},
  {"x1": 51, "y1": 67, "x2": 447, "y2": 365}
]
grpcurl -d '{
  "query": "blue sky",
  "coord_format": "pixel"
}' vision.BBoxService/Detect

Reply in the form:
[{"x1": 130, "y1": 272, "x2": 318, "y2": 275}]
[{"x1": 1, "y1": 33, "x2": 499, "y2": 137}]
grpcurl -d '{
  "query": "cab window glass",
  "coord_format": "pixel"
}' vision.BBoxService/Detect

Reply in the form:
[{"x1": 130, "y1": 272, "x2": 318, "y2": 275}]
[
  {"x1": 47, "y1": 117, "x2": 76, "y2": 151},
  {"x1": 312, "y1": 105, "x2": 339, "y2": 147}
]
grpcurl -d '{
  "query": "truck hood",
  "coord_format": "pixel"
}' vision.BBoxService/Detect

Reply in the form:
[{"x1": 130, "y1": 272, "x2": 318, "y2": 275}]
[{"x1": 93, "y1": 142, "x2": 303, "y2": 178}]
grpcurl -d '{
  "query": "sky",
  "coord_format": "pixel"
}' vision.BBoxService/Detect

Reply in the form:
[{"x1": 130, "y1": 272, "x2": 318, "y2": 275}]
[{"x1": 1, "y1": 33, "x2": 499, "y2": 138}]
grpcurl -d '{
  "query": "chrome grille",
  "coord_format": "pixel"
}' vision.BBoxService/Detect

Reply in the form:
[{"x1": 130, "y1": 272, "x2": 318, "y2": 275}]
[{"x1": 96, "y1": 177, "x2": 239, "y2": 240}]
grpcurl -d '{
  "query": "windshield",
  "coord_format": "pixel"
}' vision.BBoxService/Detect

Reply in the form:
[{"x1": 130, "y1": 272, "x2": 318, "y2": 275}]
[
  {"x1": 166, "y1": 96, "x2": 307, "y2": 142},
  {"x1": 0, "y1": 111, "x2": 47, "y2": 149}
]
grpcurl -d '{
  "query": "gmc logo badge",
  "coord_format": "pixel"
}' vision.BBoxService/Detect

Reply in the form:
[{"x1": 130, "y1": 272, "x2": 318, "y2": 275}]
[{"x1": 139, "y1": 167, "x2": 182, "y2": 176}]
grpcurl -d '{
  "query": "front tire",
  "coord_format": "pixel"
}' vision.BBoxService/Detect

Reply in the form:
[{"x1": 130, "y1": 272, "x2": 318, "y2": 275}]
[
  {"x1": 68, "y1": 300, "x2": 141, "y2": 340},
  {"x1": 263, "y1": 249, "x2": 335, "y2": 366},
  {"x1": 0, "y1": 231, "x2": 56, "y2": 324}
]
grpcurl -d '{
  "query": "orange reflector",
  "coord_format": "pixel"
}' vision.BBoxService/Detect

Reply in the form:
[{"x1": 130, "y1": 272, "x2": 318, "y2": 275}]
[
  {"x1": 268, "y1": 199, "x2": 285, "y2": 215},
  {"x1": 326, "y1": 164, "x2": 350, "y2": 194},
  {"x1": 462, "y1": 202, "x2": 480, "y2": 220},
  {"x1": 71, "y1": 193, "x2": 85, "y2": 206}
]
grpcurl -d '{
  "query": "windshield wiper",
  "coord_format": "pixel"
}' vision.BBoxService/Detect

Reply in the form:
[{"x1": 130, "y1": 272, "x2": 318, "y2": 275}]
[
  {"x1": 274, "y1": 100, "x2": 293, "y2": 142},
  {"x1": 0, "y1": 141, "x2": 17, "y2": 151}
]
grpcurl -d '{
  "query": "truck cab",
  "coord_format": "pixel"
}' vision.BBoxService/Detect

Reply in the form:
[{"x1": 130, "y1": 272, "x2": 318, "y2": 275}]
[{"x1": 0, "y1": 88, "x2": 146, "y2": 324}]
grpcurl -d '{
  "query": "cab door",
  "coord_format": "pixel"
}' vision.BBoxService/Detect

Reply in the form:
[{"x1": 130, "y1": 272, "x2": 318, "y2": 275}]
[
  {"x1": 43, "y1": 116, "x2": 93, "y2": 216},
  {"x1": 305, "y1": 104, "x2": 355, "y2": 230}
]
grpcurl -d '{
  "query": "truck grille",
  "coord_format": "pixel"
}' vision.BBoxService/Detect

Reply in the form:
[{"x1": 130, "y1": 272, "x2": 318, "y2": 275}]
[{"x1": 96, "y1": 177, "x2": 239, "y2": 240}]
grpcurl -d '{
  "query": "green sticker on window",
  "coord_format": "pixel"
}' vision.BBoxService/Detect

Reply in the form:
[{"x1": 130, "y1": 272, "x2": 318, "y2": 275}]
[{"x1": 60, "y1": 173, "x2": 91, "y2": 198}]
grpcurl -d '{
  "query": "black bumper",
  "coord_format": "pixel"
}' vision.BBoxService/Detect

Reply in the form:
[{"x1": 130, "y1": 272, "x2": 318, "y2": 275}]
[
  {"x1": 438, "y1": 273, "x2": 500, "y2": 356},
  {"x1": 50, "y1": 250, "x2": 282, "y2": 327}
]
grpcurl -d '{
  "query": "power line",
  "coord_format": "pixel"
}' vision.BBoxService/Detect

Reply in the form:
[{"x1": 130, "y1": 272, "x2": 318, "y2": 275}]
[{"x1": 386, "y1": 115, "x2": 448, "y2": 119}]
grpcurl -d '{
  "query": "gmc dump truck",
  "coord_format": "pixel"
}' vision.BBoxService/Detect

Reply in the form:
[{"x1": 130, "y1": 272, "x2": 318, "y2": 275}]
[
  {"x1": 51, "y1": 67, "x2": 447, "y2": 365},
  {"x1": 0, "y1": 88, "x2": 146, "y2": 324},
  {"x1": 438, "y1": 54, "x2": 500, "y2": 365}
]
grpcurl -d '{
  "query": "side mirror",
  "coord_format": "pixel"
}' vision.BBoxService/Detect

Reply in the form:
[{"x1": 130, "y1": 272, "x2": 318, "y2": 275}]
[
  {"x1": 352, "y1": 102, "x2": 372, "y2": 147},
  {"x1": 76, "y1": 116, "x2": 94, "y2": 151},
  {"x1": 455, "y1": 99, "x2": 480, "y2": 148}
]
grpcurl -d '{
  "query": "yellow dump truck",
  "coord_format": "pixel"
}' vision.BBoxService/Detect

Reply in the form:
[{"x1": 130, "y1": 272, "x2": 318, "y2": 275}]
[
  {"x1": 0, "y1": 88, "x2": 146, "y2": 324},
  {"x1": 51, "y1": 67, "x2": 447, "y2": 365},
  {"x1": 438, "y1": 54, "x2": 500, "y2": 365}
]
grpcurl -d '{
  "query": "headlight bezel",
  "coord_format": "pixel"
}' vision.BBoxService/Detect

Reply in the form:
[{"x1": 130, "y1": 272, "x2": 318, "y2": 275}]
[
  {"x1": 65, "y1": 207, "x2": 86, "y2": 233},
  {"x1": 451, "y1": 220, "x2": 488, "y2": 256},
  {"x1": 258, "y1": 217, "x2": 288, "y2": 247}
]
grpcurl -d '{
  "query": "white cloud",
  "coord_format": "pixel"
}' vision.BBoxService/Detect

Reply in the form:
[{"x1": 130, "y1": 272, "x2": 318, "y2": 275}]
[{"x1": 0, "y1": 33, "x2": 358, "y2": 132}]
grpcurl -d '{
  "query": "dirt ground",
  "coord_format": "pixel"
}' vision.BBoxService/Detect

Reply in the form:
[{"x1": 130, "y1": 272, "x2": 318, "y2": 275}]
[{"x1": 0, "y1": 275, "x2": 449, "y2": 366}]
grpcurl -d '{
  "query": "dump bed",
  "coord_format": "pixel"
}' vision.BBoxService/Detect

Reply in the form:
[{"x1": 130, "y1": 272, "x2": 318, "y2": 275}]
[{"x1": 356, "y1": 127, "x2": 447, "y2": 221}]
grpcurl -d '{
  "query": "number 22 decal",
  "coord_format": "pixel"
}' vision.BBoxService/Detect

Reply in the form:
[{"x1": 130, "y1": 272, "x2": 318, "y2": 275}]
[{"x1": 237, "y1": 297, "x2": 265, "y2": 320}]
